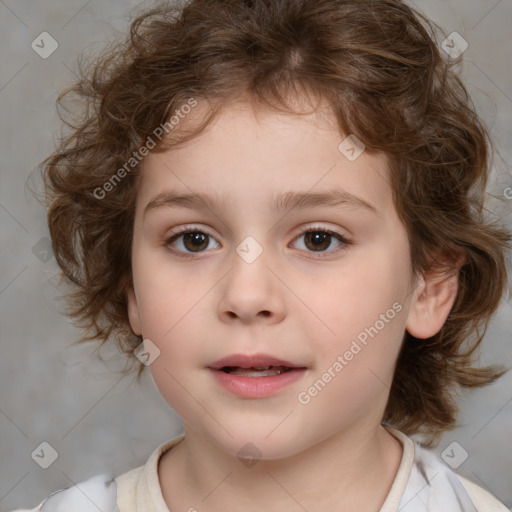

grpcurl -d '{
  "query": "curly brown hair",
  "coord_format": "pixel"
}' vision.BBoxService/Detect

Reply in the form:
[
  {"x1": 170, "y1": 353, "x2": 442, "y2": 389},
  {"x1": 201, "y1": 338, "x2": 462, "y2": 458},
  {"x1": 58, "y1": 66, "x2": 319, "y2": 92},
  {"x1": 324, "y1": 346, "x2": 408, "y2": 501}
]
[{"x1": 42, "y1": 0, "x2": 510, "y2": 446}]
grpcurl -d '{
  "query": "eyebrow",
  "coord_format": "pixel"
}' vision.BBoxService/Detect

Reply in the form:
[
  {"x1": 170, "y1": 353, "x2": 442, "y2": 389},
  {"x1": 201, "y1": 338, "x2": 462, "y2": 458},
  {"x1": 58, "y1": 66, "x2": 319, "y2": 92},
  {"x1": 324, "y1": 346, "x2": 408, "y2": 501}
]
[{"x1": 143, "y1": 187, "x2": 379, "y2": 217}]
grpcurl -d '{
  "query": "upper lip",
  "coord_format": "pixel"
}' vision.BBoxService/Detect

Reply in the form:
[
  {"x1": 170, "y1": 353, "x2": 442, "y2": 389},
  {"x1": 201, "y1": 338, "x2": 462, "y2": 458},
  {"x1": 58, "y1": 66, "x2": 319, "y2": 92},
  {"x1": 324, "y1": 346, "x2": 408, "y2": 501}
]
[{"x1": 208, "y1": 353, "x2": 305, "y2": 370}]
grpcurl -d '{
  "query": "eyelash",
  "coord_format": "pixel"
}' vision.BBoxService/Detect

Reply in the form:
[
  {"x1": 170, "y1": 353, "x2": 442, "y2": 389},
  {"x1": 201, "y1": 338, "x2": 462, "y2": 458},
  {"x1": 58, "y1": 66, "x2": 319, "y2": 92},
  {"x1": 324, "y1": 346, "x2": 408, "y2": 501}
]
[{"x1": 164, "y1": 224, "x2": 352, "y2": 260}]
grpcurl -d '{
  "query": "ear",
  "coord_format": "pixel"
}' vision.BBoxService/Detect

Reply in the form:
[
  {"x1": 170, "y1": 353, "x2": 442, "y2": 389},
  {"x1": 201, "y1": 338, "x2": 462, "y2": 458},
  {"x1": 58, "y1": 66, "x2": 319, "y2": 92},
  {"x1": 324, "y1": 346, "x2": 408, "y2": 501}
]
[
  {"x1": 405, "y1": 252, "x2": 464, "y2": 339},
  {"x1": 126, "y1": 284, "x2": 142, "y2": 336}
]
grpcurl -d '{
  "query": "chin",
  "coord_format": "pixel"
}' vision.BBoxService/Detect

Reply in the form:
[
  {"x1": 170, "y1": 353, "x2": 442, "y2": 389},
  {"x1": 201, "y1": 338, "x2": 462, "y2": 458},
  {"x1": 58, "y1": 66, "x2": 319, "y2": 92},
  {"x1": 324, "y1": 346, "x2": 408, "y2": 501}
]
[{"x1": 201, "y1": 422, "x2": 315, "y2": 462}]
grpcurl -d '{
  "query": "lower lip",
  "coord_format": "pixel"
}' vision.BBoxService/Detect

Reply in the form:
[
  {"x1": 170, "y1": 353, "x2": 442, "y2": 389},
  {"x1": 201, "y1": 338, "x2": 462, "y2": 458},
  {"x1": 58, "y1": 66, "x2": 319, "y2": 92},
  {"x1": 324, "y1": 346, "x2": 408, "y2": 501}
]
[{"x1": 209, "y1": 368, "x2": 307, "y2": 398}]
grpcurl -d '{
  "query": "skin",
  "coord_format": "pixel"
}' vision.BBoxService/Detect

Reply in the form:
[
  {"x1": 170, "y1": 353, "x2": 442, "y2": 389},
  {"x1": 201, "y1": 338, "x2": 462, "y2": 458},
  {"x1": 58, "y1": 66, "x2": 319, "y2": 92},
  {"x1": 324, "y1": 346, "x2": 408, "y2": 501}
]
[{"x1": 127, "y1": 99, "x2": 459, "y2": 511}]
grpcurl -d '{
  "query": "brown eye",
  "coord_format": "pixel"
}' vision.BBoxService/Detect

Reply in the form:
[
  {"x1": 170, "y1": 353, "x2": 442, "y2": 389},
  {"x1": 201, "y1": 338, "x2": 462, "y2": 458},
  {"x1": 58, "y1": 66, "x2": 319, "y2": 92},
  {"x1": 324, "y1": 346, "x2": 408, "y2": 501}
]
[
  {"x1": 166, "y1": 228, "x2": 220, "y2": 256},
  {"x1": 303, "y1": 231, "x2": 333, "y2": 252},
  {"x1": 181, "y1": 232, "x2": 210, "y2": 252},
  {"x1": 292, "y1": 227, "x2": 350, "y2": 255}
]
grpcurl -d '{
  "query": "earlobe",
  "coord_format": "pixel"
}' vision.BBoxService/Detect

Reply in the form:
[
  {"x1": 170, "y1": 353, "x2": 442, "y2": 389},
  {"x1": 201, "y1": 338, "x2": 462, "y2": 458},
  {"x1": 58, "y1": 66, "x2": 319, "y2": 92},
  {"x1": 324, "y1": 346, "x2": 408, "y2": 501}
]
[
  {"x1": 126, "y1": 285, "x2": 142, "y2": 336},
  {"x1": 405, "y1": 256, "x2": 462, "y2": 339}
]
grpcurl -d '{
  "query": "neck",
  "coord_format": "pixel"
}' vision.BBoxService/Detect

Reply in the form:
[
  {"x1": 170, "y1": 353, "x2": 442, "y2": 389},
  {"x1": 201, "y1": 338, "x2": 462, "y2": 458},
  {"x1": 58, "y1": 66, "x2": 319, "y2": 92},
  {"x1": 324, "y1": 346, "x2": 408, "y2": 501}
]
[{"x1": 159, "y1": 422, "x2": 403, "y2": 512}]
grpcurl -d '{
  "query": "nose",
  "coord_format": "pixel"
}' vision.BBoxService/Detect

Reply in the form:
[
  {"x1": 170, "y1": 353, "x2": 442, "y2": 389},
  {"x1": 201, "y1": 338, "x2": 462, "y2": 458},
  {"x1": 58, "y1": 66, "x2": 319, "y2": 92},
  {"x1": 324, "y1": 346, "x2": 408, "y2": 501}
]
[{"x1": 216, "y1": 243, "x2": 286, "y2": 325}]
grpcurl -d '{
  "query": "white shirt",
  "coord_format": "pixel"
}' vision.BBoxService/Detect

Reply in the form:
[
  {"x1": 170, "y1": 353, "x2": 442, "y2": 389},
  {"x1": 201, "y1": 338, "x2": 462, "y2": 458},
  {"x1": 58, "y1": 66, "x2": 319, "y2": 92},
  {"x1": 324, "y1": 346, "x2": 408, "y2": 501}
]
[{"x1": 11, "y1": 426, "x2": 509, "y2": 512}]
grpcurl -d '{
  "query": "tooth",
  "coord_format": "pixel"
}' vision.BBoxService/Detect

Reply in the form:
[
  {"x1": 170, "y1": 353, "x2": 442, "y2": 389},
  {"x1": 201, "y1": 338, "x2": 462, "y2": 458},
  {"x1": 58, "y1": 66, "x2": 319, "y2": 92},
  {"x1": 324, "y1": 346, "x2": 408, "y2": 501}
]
[{"x1": 229, "y1": 367, "x2": 284, "y2": 377}]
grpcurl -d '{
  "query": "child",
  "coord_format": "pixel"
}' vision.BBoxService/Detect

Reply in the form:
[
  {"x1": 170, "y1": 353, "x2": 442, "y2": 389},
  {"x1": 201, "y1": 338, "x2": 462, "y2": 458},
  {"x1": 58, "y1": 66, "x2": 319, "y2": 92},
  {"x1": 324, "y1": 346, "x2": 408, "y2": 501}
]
[{"x1": 12, "y1": 0, "x2": 511, "y2": 510}]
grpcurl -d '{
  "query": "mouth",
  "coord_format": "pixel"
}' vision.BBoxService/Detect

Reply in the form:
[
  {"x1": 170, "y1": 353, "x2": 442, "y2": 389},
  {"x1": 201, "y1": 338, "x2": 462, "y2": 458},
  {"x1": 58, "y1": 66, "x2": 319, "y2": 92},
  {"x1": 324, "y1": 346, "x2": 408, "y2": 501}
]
[
  {"x1": 218, "y1": 366, "x2": 295, "y2": 377},
  {"x1": 209, "y1": 354, "x2": 305, "y2": 373},
  {"x1": 208, "y1": 354, "x2": 307, "y2": 398}
]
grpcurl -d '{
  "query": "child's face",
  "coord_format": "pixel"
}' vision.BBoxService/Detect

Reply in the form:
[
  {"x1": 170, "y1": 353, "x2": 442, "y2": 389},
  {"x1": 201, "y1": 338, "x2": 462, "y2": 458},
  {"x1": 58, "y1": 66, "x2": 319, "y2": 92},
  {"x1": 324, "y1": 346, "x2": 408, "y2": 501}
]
[{"x1": 128, "y1": 100, "x2": 420, "y2": 459}]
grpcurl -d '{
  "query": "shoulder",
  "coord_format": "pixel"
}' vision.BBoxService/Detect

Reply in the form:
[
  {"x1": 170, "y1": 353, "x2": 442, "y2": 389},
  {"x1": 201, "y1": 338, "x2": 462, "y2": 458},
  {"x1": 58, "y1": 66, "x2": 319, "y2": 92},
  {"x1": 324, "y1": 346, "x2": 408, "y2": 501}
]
[
  {"x1": 457, "y1": 475, "x2": 510, "y2": 512},
  {"x1": 409, "y1": 440, "x2": 509, "y2": 512},
  {"x1": 383, "y1": 426, "x2": 509, "y2": 512},
  {"x1": 8, "y1": 473, "x2": 119, "y2": 512},
  {"x1": 9, "y1": 435, "x2": 184, "y2": 512}
]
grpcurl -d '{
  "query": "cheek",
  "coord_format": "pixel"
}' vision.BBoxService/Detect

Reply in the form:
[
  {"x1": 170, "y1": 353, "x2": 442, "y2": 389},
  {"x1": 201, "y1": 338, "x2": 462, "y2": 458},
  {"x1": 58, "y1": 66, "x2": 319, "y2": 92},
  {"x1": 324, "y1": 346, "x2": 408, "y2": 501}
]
[
  {"x1": 133, "y1": 249, "x2": 204, "y2": 337},
  {"x1": 142, "y1": 303, "x2": 208, "y2": 420},
  {"x1": 305, "y1": 244, "x2": 409, "y2": 353},
  {"x1": 132, "y1": 271, "x2": 208, "y2": 386},
  {"x1": 148, "y1": 360, "x2": 203, "y2": 427}
]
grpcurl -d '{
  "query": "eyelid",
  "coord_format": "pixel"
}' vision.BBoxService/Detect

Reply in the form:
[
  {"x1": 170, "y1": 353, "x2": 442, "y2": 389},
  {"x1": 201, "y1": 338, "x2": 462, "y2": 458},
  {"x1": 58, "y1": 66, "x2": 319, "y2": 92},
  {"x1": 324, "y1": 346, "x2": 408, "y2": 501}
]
[
  {"x1": 294, "y1": 223, "x2": 348, "y2": 239},
  {"x1": 165, "y1": 223, "x2": 215, "y2": 239}
]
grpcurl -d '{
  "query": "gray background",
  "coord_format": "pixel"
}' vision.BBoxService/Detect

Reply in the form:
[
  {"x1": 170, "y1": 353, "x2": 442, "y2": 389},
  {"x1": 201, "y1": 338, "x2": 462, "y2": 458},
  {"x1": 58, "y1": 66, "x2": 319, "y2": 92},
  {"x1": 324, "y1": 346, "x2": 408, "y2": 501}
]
[{"x1": 0, "y1": 0, "x2": 511, "y2": 510}]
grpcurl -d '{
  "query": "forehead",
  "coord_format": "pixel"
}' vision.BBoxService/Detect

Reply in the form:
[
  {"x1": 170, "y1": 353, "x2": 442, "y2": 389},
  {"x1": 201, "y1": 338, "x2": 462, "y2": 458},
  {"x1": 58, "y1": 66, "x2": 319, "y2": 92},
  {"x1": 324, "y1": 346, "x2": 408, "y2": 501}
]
[{"x1": 137, "y1": 100, "x2": 394, "y2": 218}]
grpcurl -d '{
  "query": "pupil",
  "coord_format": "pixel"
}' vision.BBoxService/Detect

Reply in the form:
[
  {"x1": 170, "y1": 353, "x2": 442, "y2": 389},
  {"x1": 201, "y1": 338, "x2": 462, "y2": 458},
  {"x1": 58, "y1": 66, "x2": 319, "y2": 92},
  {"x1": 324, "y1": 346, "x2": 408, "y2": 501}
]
[
  {"x1": 306, "y1": 232, "x2": 330, "y2": 251},
  {"x1": 184, "y1": 232, "x2": 208, "y2": 252}
]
